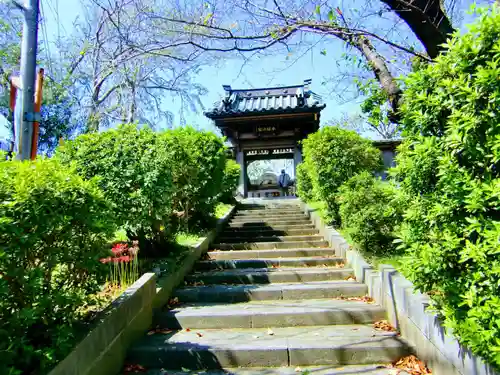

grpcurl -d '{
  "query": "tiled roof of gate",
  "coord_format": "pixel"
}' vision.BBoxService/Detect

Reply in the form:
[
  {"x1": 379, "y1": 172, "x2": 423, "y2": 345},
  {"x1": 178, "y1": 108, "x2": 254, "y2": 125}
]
[{"x1": 204, "y1": 80, "x2": 326, "y2": 118}]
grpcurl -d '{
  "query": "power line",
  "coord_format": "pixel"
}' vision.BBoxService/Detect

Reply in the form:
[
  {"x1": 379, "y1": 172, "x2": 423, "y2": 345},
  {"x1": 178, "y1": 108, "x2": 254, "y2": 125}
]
[{"x1": 39, "y1": 1, "x2": 55, "y2": 79}]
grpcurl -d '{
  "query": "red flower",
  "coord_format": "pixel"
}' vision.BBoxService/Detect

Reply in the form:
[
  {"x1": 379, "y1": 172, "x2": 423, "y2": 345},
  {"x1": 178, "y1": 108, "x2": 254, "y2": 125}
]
[
  {"x1": 100, "y1": 257, "x2": 112, "y2": 264},
  {"x1": 112, "y1": 243, "x2": 128, "y2": 255}
]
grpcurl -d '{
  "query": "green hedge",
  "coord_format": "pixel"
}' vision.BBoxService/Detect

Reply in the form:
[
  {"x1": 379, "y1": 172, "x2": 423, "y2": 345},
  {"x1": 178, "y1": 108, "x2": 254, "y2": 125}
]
[
  {"x1": 57, "y1": 124, "x2": 175, "y2": 248},
  {"x1": 219, "y1": 159, "x2": 241, "y2": 203},
  {"x1": 393, "y1": 6, "x2": 500, "y2": 369},
  {"x1": 301, "y1": 126, "x2": 383, "y2": 224},
  {"x1": 296, "y1": 162, "x2": 313, "y2": 201},
  {"x1": 158, "y1": 127, "x2": 227, "y2": 229},
  {"x1": 57, "y1": 125, "x2": 228, "y2": 249},
  {"x1": 337, "y1": 171, "x2": 404, "y2": 256},
  {"x1": 0, "y1": 158, "x2": 115, "y2": 375}
]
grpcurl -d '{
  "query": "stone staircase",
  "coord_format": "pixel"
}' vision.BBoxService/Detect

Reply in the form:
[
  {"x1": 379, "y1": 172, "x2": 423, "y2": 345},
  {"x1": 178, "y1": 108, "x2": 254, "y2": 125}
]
[{"x1": 127, "y1": 200, "x2": 411, "y2": 374}]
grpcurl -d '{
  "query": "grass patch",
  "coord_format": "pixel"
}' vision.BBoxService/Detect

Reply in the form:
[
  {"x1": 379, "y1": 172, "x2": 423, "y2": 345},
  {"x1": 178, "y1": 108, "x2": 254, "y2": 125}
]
[
  {"x1": 308, "y1": 200, "x2": 328, "y2": 221},
  {"x1": 110, "y1": 228, "x2": 128, "y2": 243},
  {"x1": 175, "y1": 232, "x2": 203, "y2": 247},
  {"x1": 215, "y1": 203, "x2": 232, "y2": 219},
  {"x1": 336, "y1": 225, "x2": 403, "y2": 271}
]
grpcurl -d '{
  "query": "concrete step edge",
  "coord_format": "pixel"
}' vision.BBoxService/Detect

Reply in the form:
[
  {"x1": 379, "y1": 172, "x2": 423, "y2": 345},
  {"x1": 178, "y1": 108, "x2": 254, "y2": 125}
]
[
  {"x1": 213, "y1": 240, "x2": 329, "y2": 250},
  {"x1": 194, "y1": 258, "x2": 346, "y2": 271},
  {"x1": 129, "y1": 325, "x2": 409, "y2": 369},
  {"x1": 155, "y1": 299, "x2": 386, "y2": 329},
  {"x1": 216, "y1": 235, "x2": 325, "y2": 243}
]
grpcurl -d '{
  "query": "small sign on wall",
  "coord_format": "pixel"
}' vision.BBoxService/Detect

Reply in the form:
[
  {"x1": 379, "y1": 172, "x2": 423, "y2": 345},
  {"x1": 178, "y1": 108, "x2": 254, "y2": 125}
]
[
  {"x1": 245, "y1": 148, "x2": 293, "y2": 157},
  {"x1": 255, "y1": 125, "x2": 279, "y2": 136}
]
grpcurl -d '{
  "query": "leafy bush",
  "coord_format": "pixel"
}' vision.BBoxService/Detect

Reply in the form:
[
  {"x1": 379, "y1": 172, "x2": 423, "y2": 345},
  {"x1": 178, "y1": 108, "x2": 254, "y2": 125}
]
[
  {"x1": 219, "y1": 159, "x2": 240, "y2": 203},
  {"x1": 301, "y1": 126, "x2": 383, "y2": 224},
  {"x1": 158, "y1": 127, "x2": 227, "y2": 228},
  {"x1": 394, "y1": 6, "x2": 500, "y2": 368},
  {"x1": 337, "y1": 171, "x2": 404, "y2": 256},
  {"x1": 0, "y1": 158, "x2": 115, "y2": 374},
  {"x1": 296, "y1": 162, "x2": 313, "y2": 201},
  {"x1": 57, "y1": 124, "x2": 175, "y2": 248}
]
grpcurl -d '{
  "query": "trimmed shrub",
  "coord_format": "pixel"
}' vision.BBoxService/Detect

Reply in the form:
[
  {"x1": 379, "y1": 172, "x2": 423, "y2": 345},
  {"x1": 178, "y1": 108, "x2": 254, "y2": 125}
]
[
  {"x1": 57, "y1": 124, "x2": 175, "y2": 247},
  {"x1": 337, "y1": 171, "x2": 404, "y2": 256},
  {"x1": 394, "y1": 6, "x2": 500, "y2": 369},
  {"x1": 296, "y1": 162, "x2": 313, "y2": 201},
  {"x1": 302, "y1": 126, "x2": 383, "y2": 224},
  {"x1": 158, "y1": 127, "x2": 227, "y2": 229},
  {"x1": 0, "y1": 158, "x2": 115, "y2": 374},
  {"x1": 219, "y1": 159, "x2": 241, "y2": 203}
]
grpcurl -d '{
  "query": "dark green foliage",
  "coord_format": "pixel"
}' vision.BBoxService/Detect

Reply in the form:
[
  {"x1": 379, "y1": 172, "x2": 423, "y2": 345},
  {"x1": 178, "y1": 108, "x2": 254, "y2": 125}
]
[
  {"x1": 296, "y1": 162, "x2": 313, "y2": 201},
  {"x1": 158, "y1": 126, "x2": 227, "y2": 229},
  {"x1": 337, "y1": 171, "x2": 404, "y2": 256},
  {"x1": 219, "y1": 159, "x2": 241, "y2": 203},
  {"x1": 0, "y1": 158, "x2": 115, "y2": 374},
  {"x1": 394, "y1": 6, "x2": 500, "y2": 368},
  {"x1": 302, "y1": 126, "x2": 383, "y2": 224},
  {"x1": 57, "y1": 124, "x2": 176, "y2": 248}
]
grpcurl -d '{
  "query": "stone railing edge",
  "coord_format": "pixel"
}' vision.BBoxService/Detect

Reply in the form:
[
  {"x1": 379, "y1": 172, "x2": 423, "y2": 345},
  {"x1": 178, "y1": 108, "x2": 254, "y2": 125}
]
[
  {"x1": 48, "y1": 204, "x2": 236, "y2": 375},
  {"x1": 299, "y1": 199, "x2": 498, "y2": 375}
]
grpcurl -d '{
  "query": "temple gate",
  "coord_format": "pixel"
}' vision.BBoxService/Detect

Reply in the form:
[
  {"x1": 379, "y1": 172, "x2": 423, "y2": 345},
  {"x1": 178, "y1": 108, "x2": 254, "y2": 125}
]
[{"x1": 205, "y1": 79, "x2": 325, "y2": 198}]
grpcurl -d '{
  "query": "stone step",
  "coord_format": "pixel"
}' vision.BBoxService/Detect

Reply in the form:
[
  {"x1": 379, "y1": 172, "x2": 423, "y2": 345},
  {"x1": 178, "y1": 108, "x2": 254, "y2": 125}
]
[
  {"x1": 224, "y1": 224, "x2": 317, "y2": 232},
  {"x1": 155, "y1": 299, "x2": 385, "y2": 329},
  {"x1": 194, "y1": 257, "x2": 345, "y2": 271},
  {"x1": 234, "y1": 209, "x2": 305, "y2": 216},
  {"x1": 238, "y1": 204, "x2": 301, "y2": 210},
  {"x1": 228, "y1": 220, "x2": 313, "y2": 228},
  {"x1": 207, "y1": 248, "x2": 337, "y2": 260},
  {"x1": 128, "y1": 325, "x2": 409, "y2": 369},
  {"x1": 233, "y1": 212, "x2": 306, "y2": 218},
  {"x1": 216, "y1": 235, "x2": 324, "y2": 244},
  {"x1": 213, "y1": 240, "x2": 329, "y2": 251},
  {"x1": 142, "y1": 365, "x2": 406, "y2": 375},
  {"x1": 174, "y1": 281, "x2": 367, "y2": 303},
  {"x1": 220, "y1": 228, "x2": 320, "y2": 237},
  {"x1": 230, "y1": 216, "x2": 309, "y2": 223},
  {"x1": 186, "y1": 267, "x2": 354, "y2": 284}
]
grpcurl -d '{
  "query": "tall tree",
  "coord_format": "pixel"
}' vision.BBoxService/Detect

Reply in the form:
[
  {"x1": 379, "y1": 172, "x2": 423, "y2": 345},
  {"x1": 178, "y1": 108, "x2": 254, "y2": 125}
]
[
  {"x1": 59, "y1": 0, "x2": 209, "y2": 132},
  {"x1": 380, "y1": 0, "x2": 454, "y2": 58},
  {"x1": 128, "y1": 0, "x2": 461, "y2": 132}
]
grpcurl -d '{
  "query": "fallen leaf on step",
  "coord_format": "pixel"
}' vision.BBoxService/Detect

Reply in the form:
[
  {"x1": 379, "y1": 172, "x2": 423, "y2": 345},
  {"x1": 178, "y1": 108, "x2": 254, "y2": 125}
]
[
  {"x1": 294, "y1": 367, "x2": 302, "y2": 372},
  {"x1": 389, "y1": 355, "x2": 432, "y2": 374},
  {"x1": 267, "y1": 328, "x2": 275, "y2": 335},
  {"x1": 123, "y1": 363, "x2": 147, "y2": 373},
  {"x1": 185, "y1": 328, "x2": 191, "y2": 332},
  {"x1": 374, "y1": 320, "x2": 397, "y2": 332},
  {"x1": 147, "y1": 327, "x2": 173, "y2": 335},
  {"x1": 196, "y1": 332, "x2": 204, "y2": 337},
  {"x1": 253, "y1": 335, "x2": 260, "y2": 339},
  {"x1": 345, "y1": 275, "x2": 356, "y2": 281},
  {"x1": 334, "y1": 295, "x2": 375, "y2": 303}
]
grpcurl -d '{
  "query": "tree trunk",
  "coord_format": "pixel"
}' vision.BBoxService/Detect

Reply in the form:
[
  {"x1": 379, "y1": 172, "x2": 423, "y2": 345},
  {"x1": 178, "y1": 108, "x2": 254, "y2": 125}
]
[
  {"x1": 127, "y1": 82, "x2": 136, "y2": 123},
  {"x1": 380, "y1": 0, "x2": 454, "y2": 58},
  {"x1": 352, "y1": 36, "x2": 402, "y2": 121}
]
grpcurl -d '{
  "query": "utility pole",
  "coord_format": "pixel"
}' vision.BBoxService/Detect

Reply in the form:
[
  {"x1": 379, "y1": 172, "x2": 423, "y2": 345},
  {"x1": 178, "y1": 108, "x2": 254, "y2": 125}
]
[{"x1": 12, "y1": 0, "x2": 40, "y2": 160}]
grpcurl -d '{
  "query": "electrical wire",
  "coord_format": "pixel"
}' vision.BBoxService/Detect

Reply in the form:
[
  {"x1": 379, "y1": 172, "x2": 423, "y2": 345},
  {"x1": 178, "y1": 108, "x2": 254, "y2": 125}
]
[{"x1": 39, "y1": 1, "x2": 55, "y2": 79}]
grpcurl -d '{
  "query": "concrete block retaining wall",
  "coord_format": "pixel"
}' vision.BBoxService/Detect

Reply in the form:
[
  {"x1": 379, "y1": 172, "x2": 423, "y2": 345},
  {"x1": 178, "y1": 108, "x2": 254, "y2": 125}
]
[
  {"x1": 301, "y1": 201, "x2": 498, "y2": 375},
  {"x1": 48, "y1": 206, "x2": 236, "y2": 375}
]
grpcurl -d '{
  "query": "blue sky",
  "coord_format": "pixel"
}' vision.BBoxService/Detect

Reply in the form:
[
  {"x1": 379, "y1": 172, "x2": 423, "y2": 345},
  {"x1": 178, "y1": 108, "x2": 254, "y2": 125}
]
[
  {"x1": 0, "y1": 0, "x2": 492, "y2": 140},
  {"x1": 40, "y1": 0, "x2": 363, "y2": 131}
]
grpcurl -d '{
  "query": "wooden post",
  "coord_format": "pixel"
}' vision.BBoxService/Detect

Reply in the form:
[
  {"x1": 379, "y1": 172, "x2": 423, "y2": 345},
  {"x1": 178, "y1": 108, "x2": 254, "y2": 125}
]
[{"x1": 30, "y1": 68, "x2": 44, "y2": 160}]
